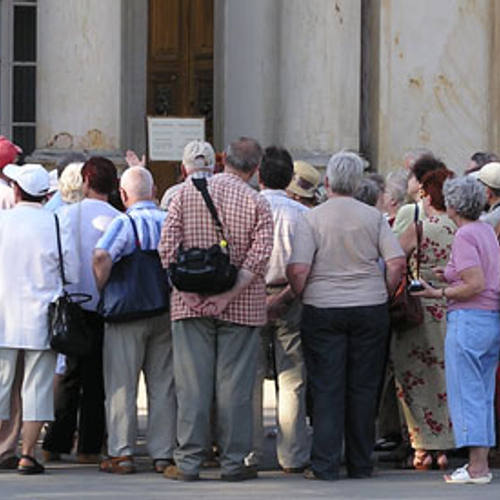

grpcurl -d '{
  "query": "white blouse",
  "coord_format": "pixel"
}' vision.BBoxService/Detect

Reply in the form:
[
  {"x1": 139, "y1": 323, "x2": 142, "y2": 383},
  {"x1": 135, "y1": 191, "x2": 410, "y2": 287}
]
[{"x1": 0, "y1": 203, "x2": 78, "y2": 350}]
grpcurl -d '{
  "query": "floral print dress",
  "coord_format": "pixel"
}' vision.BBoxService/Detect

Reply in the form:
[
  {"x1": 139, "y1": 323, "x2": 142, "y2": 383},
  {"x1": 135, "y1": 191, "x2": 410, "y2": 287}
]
[{"x1": 392, "y1": 213, "x2": 456, "y2": 450}]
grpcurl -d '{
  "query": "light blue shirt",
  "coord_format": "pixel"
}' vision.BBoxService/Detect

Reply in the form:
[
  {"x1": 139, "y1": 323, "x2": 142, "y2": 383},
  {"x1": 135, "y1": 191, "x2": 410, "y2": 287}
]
[{"x1": 96, "y1": 201, "x2": 166, "y2": 263}]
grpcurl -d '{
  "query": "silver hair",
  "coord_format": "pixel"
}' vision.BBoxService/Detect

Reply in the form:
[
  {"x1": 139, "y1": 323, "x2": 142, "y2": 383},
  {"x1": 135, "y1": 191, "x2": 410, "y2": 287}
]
[
  {"x1": 443, "y1": 176, "x2": 486, "y2": 221},
  {"x1": 224, "y1": 137, "x2": 263, "y2": 174},
  {"x1": 385, "y1": 170, "x2": 408, "y2": 206},
  {"x1": 354, "y1": 177, "x2": 381, "y2": 207},
  {"x1": 326, "y1": 150, "x2": 364, "y2": 196}
]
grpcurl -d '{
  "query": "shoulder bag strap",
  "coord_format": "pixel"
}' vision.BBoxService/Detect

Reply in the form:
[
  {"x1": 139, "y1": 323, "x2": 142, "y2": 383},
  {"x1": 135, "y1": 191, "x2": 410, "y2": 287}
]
[
  {"x1": 414, "y1": 203, "x2": 423, "y2": 279},
  {"x1": 191, "y1": 177, "x2": 227, "y2": 244},
  {"x1": 126, "y1": 213, "x2": 141, "y2": 250},
  {"x1": 54, "y1": 214, "x2": 67, "y2": 286}
]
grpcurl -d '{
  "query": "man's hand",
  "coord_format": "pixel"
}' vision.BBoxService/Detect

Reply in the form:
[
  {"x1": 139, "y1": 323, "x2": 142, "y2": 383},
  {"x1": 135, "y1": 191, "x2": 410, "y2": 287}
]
[
  {"x1": 199, "y1": 294, "x2": 232, "y2": 316},
  {"x1": 267, "y1": 294, "x2": 287, "y2": 322},
  {"x1": 180, "y1": 292, "x2": 205, "y2": 312}
]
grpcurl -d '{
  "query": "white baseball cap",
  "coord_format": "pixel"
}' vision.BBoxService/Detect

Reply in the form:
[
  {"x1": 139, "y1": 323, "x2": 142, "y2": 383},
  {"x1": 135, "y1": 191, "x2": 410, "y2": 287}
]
[
  {"x1": 472, "y1": 162, "x2": 500, "y2": 190},
  {"x1": 182, "y1": 140, "x2": 215, "y2": 172},
  {"x1": 4, "y1": 163, "x2": 50, "y2": 196}
]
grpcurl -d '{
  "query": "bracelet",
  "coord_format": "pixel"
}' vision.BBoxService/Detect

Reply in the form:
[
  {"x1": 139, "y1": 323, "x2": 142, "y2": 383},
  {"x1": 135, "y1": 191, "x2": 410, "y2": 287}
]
[{"x1": 441, "y1": 287, "x2": 447, "y2": 300}]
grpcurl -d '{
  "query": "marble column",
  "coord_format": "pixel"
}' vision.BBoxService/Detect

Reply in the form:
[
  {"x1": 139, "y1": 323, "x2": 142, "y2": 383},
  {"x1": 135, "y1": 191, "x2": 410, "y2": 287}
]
[
  {"x1": 368, "y1": 0, "x2": 497, "y2": 174},
  {"x1": 214, "y1": 0, "x2": 361, "y2": 165},
  {"x1": 32, "y1": 0, "x2": 147, "y2": 165}
]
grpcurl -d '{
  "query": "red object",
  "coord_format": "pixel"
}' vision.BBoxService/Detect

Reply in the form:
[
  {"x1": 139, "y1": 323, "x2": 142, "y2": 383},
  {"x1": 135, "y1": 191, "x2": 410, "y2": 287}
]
[{"x1": 0, "y1": 136, "x2": 22, "y2": 169}]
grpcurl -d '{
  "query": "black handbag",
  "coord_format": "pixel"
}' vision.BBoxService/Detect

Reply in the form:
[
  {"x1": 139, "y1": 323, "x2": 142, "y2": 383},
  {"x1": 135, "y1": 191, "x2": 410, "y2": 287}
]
[
  {"x1": 168, "y1": 178, "x2": 238, "y2": 294},
  {"x1": 99, "y1": 214, "x2": 169, "y2": 323},
  {"x1": 49, "y1": 215, "x2": 92, "y2": 357}
]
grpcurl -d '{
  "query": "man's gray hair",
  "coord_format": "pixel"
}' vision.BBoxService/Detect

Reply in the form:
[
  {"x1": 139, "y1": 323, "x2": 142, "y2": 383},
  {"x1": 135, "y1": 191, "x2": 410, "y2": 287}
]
[
  {"x1": 443, "y1": 176, "x2": 486, "y2": 221},
  {"x1": 120, "y1": 166, "x2": 154, "y2": 199},
  {"x1": 224, "y1": 137, "x2": 263, "y2": 174},
  {"x1": 326, "y1": 150, "x2": 364, "y2": 196}
]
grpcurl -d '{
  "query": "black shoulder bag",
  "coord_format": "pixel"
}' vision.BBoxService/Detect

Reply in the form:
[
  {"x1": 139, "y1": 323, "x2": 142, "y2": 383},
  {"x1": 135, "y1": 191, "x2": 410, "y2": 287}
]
[
  {"x1": 99, "y1": 214, "x2": 170, "y2": 322},
  {"x1": 49, "y1": 215, "x2": 92, "y2": 357},
  {"x1": 168, "y1": 178, "x2": 238, "y2": 295}
]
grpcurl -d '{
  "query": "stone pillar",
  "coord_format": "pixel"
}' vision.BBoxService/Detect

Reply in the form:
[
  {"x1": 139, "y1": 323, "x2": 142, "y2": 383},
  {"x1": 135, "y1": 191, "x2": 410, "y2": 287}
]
[
  {"x1": 369, "y1": 0, "x2": 496, "y2": 174},
  {"x1": 278, "y1": 0, "x2": 361, "y2": 163},
  {"x1": 32, "y1": 0, "x2": 125, "y2": 164},
  {"x1": 214, "y1": 0, "x2": 280, "y2": 150},
  {"x1": 215, "y1": 0, "x2": 361, "y2": 165}
]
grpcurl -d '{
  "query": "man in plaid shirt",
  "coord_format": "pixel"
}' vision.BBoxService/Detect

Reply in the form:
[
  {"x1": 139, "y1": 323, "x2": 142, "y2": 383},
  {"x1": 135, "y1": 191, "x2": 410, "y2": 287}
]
[{"x1": 159, "y1": 137, "x2": 273, "y2": 482}]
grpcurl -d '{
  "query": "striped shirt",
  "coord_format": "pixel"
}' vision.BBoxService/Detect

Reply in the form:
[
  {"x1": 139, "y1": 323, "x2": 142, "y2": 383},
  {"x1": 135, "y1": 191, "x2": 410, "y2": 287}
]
[
  {"x1": 96, "y1": 200, "x2": 166, "y2": 262},
  {"x1": 159, "y1": 173, "x2": 274, "y2": 326},
  {"x1": 260, "y1": 189, "x2": 308, "y2": 286}
]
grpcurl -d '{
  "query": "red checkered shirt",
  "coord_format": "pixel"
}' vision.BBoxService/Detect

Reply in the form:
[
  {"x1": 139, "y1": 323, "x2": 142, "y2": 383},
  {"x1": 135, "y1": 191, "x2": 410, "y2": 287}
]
[{"x1": 159, "y1": 172, "x2": 274, "y2": 326}]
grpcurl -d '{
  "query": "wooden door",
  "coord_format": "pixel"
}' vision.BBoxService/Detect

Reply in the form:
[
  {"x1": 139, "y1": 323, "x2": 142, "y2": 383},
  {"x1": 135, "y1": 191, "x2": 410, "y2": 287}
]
[{"x1": 147, "y1": 0, "x2": 214, "y2": 197}]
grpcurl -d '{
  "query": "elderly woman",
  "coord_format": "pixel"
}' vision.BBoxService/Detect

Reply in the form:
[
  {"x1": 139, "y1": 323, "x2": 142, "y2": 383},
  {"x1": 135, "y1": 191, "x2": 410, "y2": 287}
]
[
  {"x1": 394, "y1": 169, "x2": 456, "y2": 470},
  {"x1": 416, "y1": 176, "x2": 500, "y2": 484},
  {"x1": 287, "y1": 151, "x2": 405, "y2": 480},
  {"x1": 0, "y1": 164, "x2": 77, "y2": 474}
]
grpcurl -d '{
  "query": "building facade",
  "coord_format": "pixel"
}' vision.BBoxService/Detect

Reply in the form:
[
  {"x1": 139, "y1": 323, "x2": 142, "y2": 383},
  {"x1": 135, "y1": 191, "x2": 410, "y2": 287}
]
[{"x1": 1, "y1": 0, "x2": 499, "y2": 192}]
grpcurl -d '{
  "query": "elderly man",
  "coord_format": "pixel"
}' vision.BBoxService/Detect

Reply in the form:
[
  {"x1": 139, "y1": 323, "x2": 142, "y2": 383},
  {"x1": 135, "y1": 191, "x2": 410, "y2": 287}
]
[
  {"x1": 93, "y1": 167, "x2": 175, "y2": 475},
  {"x1": 287, "y1": 151, "x2": 405, "y2": 481},
  {"x1": 250, "y1": 146, "x2": 309, "y2": 473},
  {"x1": 159, "y1": 137, "x2": 273, "y2": 482},
  {"x1": 473, "y1": 162, "x2": 500, "y2": 230},
  {"x1": 160, "y1": 140, "x2": 215, "y2": 210}
]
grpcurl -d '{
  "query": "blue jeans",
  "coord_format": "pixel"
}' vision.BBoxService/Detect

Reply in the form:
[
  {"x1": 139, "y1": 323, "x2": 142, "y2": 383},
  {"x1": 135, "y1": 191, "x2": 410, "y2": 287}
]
[{"x1": 445, "y1": 309, "x2": 500, "y2": 448}]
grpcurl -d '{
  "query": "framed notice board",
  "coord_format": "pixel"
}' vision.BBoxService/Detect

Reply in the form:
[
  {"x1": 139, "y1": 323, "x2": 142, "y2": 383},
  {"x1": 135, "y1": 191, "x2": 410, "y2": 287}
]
[{"x1": 147, "y1": 117, "x2": 205, "y2": 161}]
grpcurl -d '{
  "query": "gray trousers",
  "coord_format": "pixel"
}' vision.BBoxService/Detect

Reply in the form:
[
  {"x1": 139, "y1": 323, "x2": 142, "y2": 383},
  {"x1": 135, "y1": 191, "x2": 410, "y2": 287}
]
[
  {"x1": 0, "y1": 354, "x2": 22, "y2": 462},
  {"x1": 103, "y1": 312, "x2": 176, "y2": 459},
  {"x1": 252, "y1": 297, "x2": 309, "y2": 468},
  {"x1": 172, "y1": 317, "x2": 258, "y2": 475}
]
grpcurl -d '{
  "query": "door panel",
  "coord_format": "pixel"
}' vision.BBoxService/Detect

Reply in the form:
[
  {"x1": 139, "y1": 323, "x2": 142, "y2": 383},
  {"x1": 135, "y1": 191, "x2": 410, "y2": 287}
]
[{"x1": 147, "y1": 0, "x2": 214, "y2": 197}]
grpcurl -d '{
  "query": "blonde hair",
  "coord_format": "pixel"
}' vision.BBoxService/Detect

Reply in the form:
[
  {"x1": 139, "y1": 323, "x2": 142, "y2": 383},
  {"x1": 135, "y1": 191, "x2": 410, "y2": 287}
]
[{"x1": 59, "y1": 162, "x2": 84, "y2": 203}]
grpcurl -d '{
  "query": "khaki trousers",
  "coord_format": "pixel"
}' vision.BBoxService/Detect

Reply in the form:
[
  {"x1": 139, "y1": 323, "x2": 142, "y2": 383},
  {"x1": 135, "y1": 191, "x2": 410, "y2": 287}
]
[
  {"x1": 172, "y1": 317, "x2": 258, "y2": 475},
  {"x1": 103, "y1": 312, "x2": 176, "y2": 459},
  {"x1": 252, "y1": 297, "x2": 309, "y2": 468},
  {"x1": 0, "y1": 354, "x2": 22, "y2": 462}
]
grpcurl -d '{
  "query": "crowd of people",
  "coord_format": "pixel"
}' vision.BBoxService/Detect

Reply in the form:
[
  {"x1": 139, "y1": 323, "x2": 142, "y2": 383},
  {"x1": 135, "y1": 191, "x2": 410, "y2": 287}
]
[{"x1": 0, "y1": 134, "x2": 500, "y2": 486}]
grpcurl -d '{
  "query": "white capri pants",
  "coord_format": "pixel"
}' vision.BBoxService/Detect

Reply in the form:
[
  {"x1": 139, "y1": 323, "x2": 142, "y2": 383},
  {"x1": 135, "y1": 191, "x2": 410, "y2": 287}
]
[{"x1": 0, "y1": 348, "x2": 56, "y2": 422}]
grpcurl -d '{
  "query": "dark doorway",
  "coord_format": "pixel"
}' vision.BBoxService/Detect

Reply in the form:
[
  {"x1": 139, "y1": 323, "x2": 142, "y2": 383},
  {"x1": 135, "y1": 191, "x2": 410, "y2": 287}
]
[{"x1": 147, "y1": 0, "x2": 214, "y2": 196}]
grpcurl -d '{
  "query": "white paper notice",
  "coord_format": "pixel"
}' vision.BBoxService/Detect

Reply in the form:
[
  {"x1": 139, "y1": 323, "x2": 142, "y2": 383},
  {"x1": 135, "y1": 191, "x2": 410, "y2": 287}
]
[{"x1": 147, "y1": 117, "x2": 205, "y2": 161}]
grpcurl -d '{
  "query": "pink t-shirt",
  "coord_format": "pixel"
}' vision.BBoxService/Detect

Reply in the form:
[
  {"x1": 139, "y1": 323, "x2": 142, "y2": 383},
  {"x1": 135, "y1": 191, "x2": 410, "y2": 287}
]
[{"x1": 444, "y1": 221, "x2": 500, "y2": 311}]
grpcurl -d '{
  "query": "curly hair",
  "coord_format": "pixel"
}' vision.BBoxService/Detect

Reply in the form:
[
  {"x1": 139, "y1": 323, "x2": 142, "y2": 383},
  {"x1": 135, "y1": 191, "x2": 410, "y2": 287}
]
[
  {"x1": 59, "y1": 162, "x2": 84, "y2": 203},
  {"x1": 443, "y1": 176, "x2": 486, "y2": 221}
]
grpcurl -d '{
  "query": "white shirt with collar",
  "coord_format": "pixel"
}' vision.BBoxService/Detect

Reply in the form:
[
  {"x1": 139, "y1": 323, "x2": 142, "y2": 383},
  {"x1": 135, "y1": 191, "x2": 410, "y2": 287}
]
[
  {"x1": 260, "y1": 189, "x2": 309, "y2": 286},
  {"x1": 0, "y1": 202, "x2": 78, "y2": 350}
]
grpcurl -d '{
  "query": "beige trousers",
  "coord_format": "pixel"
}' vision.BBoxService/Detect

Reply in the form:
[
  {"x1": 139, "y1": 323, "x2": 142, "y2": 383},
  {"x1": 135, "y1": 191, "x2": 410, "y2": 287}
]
[
  {"x1": 103, "y1": 312, "x2": 176, "y2": 459},
  {"x1": 0, "y1": 354, "x2": 22, "y2": 462},
  {"x1": 252, "y1": 297, "x2": 309, "y2": 468}
]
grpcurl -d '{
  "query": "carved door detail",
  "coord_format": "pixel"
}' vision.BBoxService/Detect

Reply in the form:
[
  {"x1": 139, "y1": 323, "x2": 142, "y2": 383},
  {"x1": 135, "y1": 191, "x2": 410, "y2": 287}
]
[{"x1": 147, "y1": 0, "x2": 214, "y2": 194}]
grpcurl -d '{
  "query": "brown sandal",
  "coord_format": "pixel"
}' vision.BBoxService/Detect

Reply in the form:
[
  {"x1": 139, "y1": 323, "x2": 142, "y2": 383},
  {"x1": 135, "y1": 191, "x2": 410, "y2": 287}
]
[
  {"x1": 413, "y1": 451, "x2": 432, "y2": 471},
  {"x1": 99, "y1": 455, "x2": 136, "y2": 474}
]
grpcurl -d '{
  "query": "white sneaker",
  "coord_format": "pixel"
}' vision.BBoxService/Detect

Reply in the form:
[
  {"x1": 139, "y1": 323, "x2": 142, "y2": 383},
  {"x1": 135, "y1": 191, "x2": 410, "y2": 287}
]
[{"x1": 444, "y1": 464, "x2": 492, "y2": 484}]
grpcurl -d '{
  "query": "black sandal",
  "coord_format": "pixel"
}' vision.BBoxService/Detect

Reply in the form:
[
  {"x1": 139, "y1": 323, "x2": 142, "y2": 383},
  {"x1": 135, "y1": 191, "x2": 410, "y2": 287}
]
[{"x1": 18, "y1": 455, "x2": 45, "y2": 475}]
